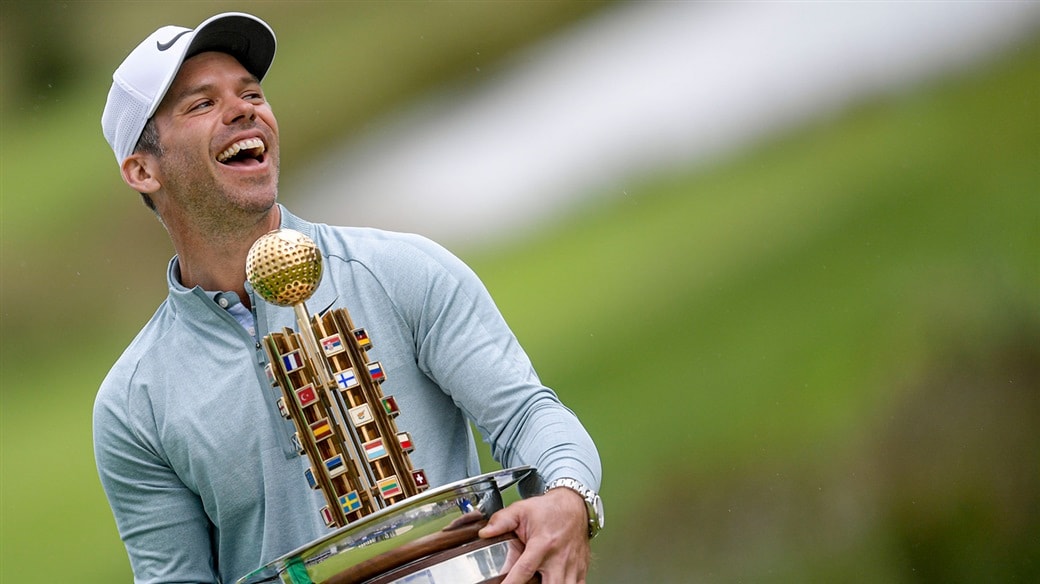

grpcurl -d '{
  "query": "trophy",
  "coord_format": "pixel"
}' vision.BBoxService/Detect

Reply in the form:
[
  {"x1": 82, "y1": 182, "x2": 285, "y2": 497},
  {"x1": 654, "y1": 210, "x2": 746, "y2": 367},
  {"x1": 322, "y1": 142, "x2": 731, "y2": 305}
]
[{"x1": 237, "y1": 229, "x2": 534, "y2": 584}]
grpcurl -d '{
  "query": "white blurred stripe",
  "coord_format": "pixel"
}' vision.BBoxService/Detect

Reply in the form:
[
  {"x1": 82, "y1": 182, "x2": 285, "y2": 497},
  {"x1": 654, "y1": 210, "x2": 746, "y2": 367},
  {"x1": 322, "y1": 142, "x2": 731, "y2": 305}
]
[{"x1": 290, "y1": 1, "x2": 1040, "y2": 248}]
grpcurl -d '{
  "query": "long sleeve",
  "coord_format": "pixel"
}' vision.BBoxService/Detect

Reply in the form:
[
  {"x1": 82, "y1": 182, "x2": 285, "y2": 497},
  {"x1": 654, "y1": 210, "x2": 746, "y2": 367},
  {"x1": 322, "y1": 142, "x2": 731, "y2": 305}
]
[
  {"x1": 313, "y1": 225, "x2": 602, "y2": 497},
  {"x1": 94, "y1": 368, "x2": 218, "y2": 583},
  {"x1": 414, "y1": 239, "x2": 600, "y2": 495}
]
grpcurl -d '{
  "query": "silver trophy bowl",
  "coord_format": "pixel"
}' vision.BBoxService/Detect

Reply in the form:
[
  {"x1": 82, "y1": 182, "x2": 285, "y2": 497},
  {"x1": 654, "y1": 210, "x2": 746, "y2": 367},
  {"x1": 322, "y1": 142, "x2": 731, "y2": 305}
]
[{"x1": 237, "y1": 466, "x2": 533, "y2": 584}]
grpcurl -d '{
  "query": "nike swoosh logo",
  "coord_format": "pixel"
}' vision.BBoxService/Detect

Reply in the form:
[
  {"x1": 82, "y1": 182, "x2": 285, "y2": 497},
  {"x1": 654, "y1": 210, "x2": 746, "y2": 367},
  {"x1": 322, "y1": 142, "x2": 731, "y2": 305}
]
[{"x1": 156, "y1": 30, "x2": 191, "y2": 51}]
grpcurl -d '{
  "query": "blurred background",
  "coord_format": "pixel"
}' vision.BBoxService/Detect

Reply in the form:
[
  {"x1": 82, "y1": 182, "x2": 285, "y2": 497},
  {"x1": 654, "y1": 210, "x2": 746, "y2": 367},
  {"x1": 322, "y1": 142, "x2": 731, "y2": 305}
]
[{"x1": 2, "y1": 1, "x2": 1038, "y2": 582}]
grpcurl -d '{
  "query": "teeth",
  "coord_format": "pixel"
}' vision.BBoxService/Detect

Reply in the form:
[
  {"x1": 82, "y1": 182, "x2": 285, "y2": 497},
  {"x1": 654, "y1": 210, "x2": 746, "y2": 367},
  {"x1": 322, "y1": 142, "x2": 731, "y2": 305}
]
[{"x1": 217, "y1": 138, "x2": 265, "y2": 162}]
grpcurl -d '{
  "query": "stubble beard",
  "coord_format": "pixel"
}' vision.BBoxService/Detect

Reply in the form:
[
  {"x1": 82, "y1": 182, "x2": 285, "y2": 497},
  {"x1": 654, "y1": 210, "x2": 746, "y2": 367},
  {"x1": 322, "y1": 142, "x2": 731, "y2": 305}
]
[{"x1": 163, "y1": 151, "x2": 280, "y2": 244}]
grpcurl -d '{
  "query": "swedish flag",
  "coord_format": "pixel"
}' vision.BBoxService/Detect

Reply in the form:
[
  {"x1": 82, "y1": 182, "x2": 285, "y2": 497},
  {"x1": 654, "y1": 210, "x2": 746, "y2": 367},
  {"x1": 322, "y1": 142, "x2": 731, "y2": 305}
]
[{"x1": 340, "y1": 491, "x2": 361, "y2": 512}]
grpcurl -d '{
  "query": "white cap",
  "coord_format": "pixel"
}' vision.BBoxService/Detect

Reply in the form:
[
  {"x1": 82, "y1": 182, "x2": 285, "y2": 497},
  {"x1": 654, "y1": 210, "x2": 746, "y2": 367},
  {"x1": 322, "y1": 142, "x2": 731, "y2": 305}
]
[{"x1": 101, "y1": 12, "x2": 276, "y2": 164}]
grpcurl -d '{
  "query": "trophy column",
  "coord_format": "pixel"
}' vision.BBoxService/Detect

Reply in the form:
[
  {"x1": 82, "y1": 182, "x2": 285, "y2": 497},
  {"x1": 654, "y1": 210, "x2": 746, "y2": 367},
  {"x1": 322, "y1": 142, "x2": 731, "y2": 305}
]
[
  {"x1": 240, "y1": 228, "x2": 535, "y2": 584},
  {"x1": 247, "y1": 229, "x2": 427, "y2": 529}
]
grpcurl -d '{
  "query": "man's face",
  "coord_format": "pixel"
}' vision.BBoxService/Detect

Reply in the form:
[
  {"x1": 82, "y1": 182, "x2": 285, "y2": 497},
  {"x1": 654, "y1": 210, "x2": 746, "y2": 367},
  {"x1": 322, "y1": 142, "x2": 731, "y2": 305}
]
[{"x1": 149, "y1": 51, "x2": 280, "y2": 231}]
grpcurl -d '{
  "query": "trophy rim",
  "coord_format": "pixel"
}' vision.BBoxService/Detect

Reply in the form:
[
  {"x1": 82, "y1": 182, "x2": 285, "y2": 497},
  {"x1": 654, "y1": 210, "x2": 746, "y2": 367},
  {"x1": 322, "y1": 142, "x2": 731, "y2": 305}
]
[{"x1": 236, "y1": 465, "x2": 533, "y2": 584}]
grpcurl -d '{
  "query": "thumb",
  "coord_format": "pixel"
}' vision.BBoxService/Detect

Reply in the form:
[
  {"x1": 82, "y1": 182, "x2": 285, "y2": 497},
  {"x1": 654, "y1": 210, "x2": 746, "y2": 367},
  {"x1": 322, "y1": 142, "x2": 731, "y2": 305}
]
[{"x1": 479, "y1": 506, "x2": 521, "y2": 539}]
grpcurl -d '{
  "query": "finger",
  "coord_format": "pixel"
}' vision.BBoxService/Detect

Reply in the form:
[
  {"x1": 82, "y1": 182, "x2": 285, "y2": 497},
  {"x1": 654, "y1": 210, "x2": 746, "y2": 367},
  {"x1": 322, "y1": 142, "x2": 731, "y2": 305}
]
[
  {"x1": 478, "y1": 507, "x2": 521, "y2": 539},
  {"x1": 500, "y1": 540, "x2": 550, "y2": 584}
]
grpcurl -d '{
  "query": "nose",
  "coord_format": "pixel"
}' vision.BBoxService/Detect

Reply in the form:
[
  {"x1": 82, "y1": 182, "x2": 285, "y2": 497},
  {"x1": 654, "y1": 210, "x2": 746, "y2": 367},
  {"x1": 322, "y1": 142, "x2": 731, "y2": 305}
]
[{"x1": 225, "y1": 96, "x2": 256, "y2": 125}]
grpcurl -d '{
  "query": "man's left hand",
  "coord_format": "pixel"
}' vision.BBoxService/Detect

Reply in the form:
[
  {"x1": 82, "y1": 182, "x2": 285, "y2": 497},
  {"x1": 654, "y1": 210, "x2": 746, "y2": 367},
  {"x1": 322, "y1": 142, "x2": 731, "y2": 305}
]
[{"x1": 478, "y1": 486, "x2": 591, "y2": 583}]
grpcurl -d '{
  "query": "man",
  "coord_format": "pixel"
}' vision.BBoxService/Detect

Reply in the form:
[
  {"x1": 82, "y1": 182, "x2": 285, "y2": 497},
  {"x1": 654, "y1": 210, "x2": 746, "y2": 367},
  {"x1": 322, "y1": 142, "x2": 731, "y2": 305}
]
[{"x1": 93, "y1": 12, "x2": 603, "y2": 584}]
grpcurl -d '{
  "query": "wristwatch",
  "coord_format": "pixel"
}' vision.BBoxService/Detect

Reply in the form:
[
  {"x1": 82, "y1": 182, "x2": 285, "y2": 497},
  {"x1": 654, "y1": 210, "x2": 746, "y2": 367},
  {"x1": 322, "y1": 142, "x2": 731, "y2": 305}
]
[{"x1": 545, "y1": 477, "x2": 605, "y2": 539}]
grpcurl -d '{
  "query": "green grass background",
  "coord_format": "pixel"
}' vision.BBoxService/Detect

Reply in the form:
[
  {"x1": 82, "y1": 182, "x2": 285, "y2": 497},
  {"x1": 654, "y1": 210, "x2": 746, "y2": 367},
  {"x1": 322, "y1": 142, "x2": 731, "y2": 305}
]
[{"x1": 2, "y1": 2, "x2": 1038, "y2": 582}]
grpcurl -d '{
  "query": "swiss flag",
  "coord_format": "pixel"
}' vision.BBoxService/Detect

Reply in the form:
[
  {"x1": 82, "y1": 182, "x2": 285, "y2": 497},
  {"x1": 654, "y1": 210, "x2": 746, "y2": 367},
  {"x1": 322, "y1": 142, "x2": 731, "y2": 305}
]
[{"x1": 412, "y1": 469, "x2": 428, "y2": 488}]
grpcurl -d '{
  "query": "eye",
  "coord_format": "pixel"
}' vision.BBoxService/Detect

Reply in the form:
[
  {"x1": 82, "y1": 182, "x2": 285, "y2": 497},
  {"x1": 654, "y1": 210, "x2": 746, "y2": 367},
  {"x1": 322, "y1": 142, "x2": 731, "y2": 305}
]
[{"x1": 188, "y1": 99, "x2": 213, "y2": 112}]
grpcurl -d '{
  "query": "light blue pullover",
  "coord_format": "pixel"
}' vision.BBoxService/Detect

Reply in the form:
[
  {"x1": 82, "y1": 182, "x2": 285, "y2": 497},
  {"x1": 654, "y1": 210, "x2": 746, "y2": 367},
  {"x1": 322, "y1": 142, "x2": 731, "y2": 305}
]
[{"x1": 93, "y1": 206, "x2": 601, "y2": 583}]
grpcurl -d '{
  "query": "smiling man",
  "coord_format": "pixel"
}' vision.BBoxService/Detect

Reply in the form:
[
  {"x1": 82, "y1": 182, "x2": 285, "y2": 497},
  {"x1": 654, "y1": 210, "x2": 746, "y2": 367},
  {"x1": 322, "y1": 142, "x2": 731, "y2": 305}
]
[
  {"x1": 119, "y1": 48, "x2": 281, "y2": 301},
  {"x1": 94, "y1": 12, "x2": 602, "y2": 584}
]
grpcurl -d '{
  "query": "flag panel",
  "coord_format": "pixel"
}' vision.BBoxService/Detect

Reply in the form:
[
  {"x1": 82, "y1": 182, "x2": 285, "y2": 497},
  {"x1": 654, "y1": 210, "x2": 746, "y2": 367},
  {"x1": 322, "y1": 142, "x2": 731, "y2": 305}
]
[
  {"x1": 295, "y1": 384, "x2": 318, "y2": 407},
  {"x1": 367, "y1": 361, "x2": 386, "y2": 383},
  {"x1": 281, "y1": 350, "x2": 304, "y2": 372},
  {"x1": 325, "y1": 454, "x2": 346, "y2": 477},
  {"x1": 412, "y1": 469, "x2": 428, "y2": 488},
  {"x1": 397, "y1": 432, "x2": 414, "y2": 452},
  {"x1": 363, "y1": 438, "x2": 388, "y2": 461},
  {"x1": 382, "y1": 396, "x2": 400, "y2": 416},
  {"x1": 339, "y1": 491, "x2": 362, "y2": 513},
  {"x1": 349, "y1": 404, "x2": 374, "y2": 427},
  {"x1": 378, "y1": 476, "x2": 403, "y2": 500},
  {"x1": 353, "y1": 328, "x2": 372, "y2": 351},
  {"x1": 310, "y1": 418, "x2": 333, "y2": 442},
  {"x1": 320, "y1": 334, "x2": 345, "y2": 356},
  {"x1": 334, "y1": 368, "x2": 358, "y2": 390},
  {"x1": 320, "y1": 506, "x2": 334, "y2": 527}
]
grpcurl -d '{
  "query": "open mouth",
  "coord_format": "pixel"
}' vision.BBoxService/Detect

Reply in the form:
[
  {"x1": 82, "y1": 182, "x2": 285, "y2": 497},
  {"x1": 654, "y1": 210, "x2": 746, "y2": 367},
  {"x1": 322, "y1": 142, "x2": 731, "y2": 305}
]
[{"x1": 217, "y1": 138, "x2": 266, "y2": 166}]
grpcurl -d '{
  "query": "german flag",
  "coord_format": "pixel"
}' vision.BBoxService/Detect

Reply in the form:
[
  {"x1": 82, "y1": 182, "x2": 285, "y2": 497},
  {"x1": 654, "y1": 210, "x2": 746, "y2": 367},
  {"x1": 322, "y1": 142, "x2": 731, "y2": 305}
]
[{"x1": 353, "y1": 328, "x2": 372, "y2": 351}]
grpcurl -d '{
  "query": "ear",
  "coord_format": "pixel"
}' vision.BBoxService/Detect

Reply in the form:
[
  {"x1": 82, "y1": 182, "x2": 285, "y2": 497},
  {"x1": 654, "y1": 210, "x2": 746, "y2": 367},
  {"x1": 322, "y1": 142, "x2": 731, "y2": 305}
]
[{"x1": 120, "y1": 153, "x2": 161, "y2": 194}]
